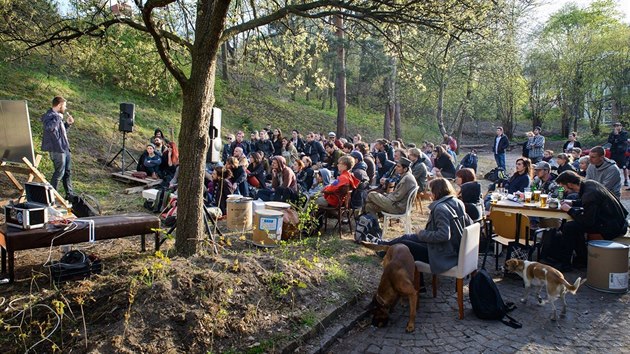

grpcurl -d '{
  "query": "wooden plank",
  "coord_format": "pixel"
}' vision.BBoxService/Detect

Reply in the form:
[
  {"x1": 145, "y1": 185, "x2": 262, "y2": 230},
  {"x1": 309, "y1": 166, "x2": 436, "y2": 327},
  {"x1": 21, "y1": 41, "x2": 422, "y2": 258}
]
[
  {"x1": 3, "y1": 171, "x2": 23, "y2": 192},
  {"x1": 111, "y1": 171, "x2": 162, "y2": 185},
  {"x1": 26, "y1": 155, "x2": 42, "y2": 183},
  {"x1": 0, "y1": 165, "x2": 32, "y2": 174},
  {"x1": 124, "y1": 185, "x2": 147, "y2": 194}
]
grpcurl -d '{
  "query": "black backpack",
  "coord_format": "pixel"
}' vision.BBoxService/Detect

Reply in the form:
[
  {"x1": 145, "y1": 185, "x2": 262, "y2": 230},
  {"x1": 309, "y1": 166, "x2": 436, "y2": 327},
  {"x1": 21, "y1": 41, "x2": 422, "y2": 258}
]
[
  {"x1": 484, "y1": 167, "x2": 507, "y2": 183},
  {"x1": 469, "y1": 268, "x2": 522, "y2": 328},
  {"x1": 49, "y1": 250, "x2": 102, "y2": 284},
  {"x1": 354, "y1": 213, "x2": 382, "y2": 243},
  {"x1": 70, "y1": 194, "x2": 101, "y2": 218}
]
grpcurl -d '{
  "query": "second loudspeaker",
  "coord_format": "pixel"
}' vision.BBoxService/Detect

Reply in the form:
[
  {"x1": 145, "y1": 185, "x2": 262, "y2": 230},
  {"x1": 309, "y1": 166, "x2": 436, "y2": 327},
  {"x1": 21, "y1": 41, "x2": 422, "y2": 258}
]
[{"x1": 119, "y1": 103, "x2": 135, "y2": 132}]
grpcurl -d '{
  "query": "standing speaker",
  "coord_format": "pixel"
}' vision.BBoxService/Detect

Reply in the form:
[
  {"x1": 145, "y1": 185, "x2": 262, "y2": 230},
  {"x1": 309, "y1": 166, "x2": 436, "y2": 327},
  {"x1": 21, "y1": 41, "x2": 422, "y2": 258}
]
[
  {"x1": 119, "y1": 103, "x2": 135, "y2": 132},
  {"x1": 207, "y1": 107, "x2": 222, "y2": 163}
]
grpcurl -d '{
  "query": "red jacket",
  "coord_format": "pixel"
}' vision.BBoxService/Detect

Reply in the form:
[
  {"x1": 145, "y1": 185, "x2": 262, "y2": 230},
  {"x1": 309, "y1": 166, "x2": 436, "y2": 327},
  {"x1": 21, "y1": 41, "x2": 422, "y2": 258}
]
[{"x1": 323, "y1": 170, "x2": 359, "y2": 207}]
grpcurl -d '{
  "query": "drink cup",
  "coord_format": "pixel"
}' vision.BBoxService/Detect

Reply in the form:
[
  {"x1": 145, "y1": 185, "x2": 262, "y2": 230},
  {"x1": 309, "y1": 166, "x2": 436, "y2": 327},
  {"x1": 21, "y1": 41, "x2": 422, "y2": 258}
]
[
  {"x1": 524, "y1": 191, "x2": 532, "y2": 203},
  {"x1": 533, "y1": 190, "x2": 541, "y2": 202},
  {"x1": 540, "y1": 194, "x2": 548, "y2": 208},
  {"x1": 491, "y1": 192, "x2": 499, "y2": 204}
]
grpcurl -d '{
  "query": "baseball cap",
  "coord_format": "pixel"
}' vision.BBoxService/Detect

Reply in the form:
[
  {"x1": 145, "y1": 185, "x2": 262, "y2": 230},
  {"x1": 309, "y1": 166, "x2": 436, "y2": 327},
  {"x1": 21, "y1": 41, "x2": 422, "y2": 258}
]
[{"x1": 534, "y1": 161, "x2": 550, "y2": 170}]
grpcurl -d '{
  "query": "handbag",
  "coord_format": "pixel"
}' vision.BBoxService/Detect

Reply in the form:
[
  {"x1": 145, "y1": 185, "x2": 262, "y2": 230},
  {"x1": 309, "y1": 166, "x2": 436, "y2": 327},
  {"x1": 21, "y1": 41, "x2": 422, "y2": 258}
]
[
  {"x1": 131, "y1": 171, "x2": 148, "y2": 179},
  {"x1": 247, "y1": 175, "x2": 261, "y2": 188}
]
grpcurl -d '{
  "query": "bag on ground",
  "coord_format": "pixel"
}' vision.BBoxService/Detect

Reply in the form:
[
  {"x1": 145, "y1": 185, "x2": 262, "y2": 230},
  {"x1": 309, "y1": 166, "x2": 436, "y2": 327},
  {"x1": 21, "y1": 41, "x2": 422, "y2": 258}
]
[
  {"x1": 70, "y1": 194, "x2": 101, "y2": 218},
  {"x1": 50, "y1": 250, "x2": 102, "y2": 284},
  {"x1": 469, "y1": 268, "x2": 522, "y2": 328},
  {"x1": 354, "y1": 213, "x2": 382, "y2": 243},
  {"x1": 484, "y1": 167, "x2": 507, "y2": 183}
]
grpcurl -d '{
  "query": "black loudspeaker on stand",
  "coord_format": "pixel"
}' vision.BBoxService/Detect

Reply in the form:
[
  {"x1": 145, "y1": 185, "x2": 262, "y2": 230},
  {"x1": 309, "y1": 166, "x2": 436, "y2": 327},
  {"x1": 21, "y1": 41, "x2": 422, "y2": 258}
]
[{"x1": 107, "y1": 103, "x2": 138, "y2": 173}]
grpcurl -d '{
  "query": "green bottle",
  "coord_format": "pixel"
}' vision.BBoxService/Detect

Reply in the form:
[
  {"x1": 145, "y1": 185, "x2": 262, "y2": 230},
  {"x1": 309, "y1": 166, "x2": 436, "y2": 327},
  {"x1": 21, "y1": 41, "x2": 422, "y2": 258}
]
[{"x1": 558, "y1": 186, "x2": 564, "y2": 200}]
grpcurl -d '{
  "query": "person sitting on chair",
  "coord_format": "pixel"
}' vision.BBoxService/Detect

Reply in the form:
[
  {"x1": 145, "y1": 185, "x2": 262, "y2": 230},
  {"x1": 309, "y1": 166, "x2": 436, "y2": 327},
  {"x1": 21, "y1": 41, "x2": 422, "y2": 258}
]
[
  {"x1": 431, "y1": 145, "x2": 456, "y2": 179},
  {"x1": 210, "y1": 165, "x2": 236, "y2": 215},
  {"x1": 364, "y1": 157, "x2": 418, "y2": 217},
  {"x1": 455, "y1": 168, "x2": 483, "y2": 222},
  {"x1": 307, "y1": 168, "x2": 332, "y2": 197},
  {"x1": 316, "y1": 156, "x2": 359, "y2": 207},
  {"x1": 378, "y1": 178, "x2": 472, "y2": 277},
  {"x1": 553, "y1": 171, "x2": 628, "y2": 270}
]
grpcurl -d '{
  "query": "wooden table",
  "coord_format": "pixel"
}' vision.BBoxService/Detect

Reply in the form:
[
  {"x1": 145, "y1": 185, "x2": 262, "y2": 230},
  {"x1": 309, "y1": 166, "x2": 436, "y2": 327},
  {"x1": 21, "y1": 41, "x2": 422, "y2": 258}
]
[
  {"x1": 0, "y1": 213, "x2": 160, "y2": 283},
  {"x1": 491, "y1": 199, "x2": 573, "y2": 220}
]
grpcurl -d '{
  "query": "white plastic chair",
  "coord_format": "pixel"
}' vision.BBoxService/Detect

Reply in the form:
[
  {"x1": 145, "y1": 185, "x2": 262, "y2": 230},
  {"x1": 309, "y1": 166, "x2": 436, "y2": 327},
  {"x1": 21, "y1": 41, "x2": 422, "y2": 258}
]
[
  {"x1": 415, "y1": 223, "x2": 481, "y2": 319},
  {"x1": 382, "y1": 186, "x2": 420, "y2": 238}
]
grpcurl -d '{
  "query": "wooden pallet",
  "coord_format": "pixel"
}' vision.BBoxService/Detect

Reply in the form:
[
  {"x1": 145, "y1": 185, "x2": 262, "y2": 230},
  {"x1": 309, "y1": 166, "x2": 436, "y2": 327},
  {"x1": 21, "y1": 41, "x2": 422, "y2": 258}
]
[{"x1": 111, "y1": 170, "x2": 162, "y2": 187}]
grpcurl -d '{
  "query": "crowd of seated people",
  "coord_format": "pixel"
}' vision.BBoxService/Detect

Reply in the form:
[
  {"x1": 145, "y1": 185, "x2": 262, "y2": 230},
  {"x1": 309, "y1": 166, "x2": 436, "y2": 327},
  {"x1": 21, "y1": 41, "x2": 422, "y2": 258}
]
[{"x1": 183, "y1": 124, "x2": 626, "y2": 272}]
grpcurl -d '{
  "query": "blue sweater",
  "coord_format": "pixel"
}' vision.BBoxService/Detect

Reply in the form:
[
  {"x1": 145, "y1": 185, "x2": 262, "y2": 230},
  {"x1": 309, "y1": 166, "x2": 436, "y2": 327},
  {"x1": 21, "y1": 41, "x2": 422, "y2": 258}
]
[{"x1": 506, "y1": 172, "x2": 530, "y2": 194}]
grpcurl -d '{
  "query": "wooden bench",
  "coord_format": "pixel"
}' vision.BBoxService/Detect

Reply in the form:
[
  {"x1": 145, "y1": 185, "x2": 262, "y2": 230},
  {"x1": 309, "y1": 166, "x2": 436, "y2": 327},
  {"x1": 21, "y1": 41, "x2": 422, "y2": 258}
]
[{"x1": 0, "y1": 213, "x2": 160, "y2": 283}]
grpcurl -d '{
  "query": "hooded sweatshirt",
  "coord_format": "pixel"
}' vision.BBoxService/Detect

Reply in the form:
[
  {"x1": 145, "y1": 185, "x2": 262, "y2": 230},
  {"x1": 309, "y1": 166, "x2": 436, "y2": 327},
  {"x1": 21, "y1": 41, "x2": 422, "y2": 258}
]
[
  {"x1": 585, "y1": 157, "x2": 621, "y2": 198},
  {"x1": 271, "y1": 156, "x2": 298, "y2": 192},
  {"x1": 307, "y1": 168, "x2": 332, "y2": 197}
]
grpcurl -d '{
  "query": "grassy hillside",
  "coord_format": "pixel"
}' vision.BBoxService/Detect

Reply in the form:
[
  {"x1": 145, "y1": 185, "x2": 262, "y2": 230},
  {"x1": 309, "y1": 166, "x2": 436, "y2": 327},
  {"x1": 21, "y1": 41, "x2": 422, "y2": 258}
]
[{"x1": 0, "y1": 63, "x2": 437, "y2": 206}]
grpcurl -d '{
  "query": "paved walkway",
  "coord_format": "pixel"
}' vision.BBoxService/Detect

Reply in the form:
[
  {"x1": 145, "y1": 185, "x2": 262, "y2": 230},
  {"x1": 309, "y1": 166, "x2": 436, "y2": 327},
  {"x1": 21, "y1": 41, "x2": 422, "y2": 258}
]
[
  {"x1": 327, "y1": 259, "x2": 630, "y2": 353},
  {"x1": 327, "y1": 154, "x2": 630, "y2": 353}
]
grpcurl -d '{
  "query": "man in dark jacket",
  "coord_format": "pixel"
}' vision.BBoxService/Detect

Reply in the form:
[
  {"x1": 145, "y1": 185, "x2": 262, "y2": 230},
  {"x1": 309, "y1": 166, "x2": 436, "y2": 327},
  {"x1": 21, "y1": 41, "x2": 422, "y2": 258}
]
[
  {"x1": 230, "y1": 130, "x2": 250, "y2": 156},
  {"x1": 555, "y1": 171, "x2": 628, "y2": 269},
  {"x1": 607, "y1": 122, "x2": 629, "y2": 186},
  {"x1": 304, "y1": 132, "x2": 326, "y2": 165},
  {"x1": 492, "y1": 127, "x2": 509, "y2": 170},
  {"x1": 41, "y1": 96, "x2": 75, "y2": 198},
  {"x1": 291, "y1": 130, "x2": 305, "y2": 153},
  {"x1": 256, "y1": 130, "x2": 275, "y2": 158}
]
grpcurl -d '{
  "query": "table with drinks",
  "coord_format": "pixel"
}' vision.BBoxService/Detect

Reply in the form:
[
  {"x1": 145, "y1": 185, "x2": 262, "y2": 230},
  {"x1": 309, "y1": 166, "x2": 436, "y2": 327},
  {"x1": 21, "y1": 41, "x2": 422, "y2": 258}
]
[{"x1": 489, "y1": 187, "x2": 572, "y2": 220}]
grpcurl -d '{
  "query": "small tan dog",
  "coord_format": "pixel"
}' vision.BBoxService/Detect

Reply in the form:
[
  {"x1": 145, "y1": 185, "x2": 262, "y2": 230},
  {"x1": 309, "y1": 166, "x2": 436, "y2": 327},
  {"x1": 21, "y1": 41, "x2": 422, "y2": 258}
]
[
  {"x1": 361, "y1": 242, "x2": 420, "y2": 332},
  {"x1": 505, "y1": 259, "x2": 586, "y2": 320}
]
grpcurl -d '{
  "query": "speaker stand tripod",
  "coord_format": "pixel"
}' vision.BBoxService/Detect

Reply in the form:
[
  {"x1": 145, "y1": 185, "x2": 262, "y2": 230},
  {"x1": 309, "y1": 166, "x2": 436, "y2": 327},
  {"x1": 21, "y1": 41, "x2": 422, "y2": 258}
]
[{"x1": 107, "y1": 131, "x2": 138, "y2": 173}]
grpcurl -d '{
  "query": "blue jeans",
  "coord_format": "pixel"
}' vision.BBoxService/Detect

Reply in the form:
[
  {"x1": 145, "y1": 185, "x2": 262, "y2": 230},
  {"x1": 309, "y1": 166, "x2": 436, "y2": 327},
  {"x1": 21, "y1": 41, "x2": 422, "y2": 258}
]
[
  {"x1": 50, "y1": 151, "x2": 74, "y2": 197},
  {"x1": 494, "y1": 153, "x2": 506, "y2": 170}
]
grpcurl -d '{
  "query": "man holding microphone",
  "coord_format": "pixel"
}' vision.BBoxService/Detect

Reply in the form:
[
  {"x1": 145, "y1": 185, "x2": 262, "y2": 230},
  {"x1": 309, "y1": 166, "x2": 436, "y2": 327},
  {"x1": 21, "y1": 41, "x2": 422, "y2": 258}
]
[{"x1": 41, "y1": 96, "x2": 75, "y2": 199}]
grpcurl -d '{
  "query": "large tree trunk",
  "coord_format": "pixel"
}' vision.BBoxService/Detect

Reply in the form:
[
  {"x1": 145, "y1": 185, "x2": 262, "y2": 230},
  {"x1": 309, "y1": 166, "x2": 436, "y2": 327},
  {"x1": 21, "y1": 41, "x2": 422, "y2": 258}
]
[
  {"x1": 383, "y1": 105, "x2": 392, "y2": 140},
  {"x1": 436, "y1": 73, "x2": 447, "y2": 137},
  {"x1": 334, "y1": 15, "x2": 346, "y2": 137},
  {"x1": 394, "y1": 101, "x2": 401, "y2": 140},
  {"x1": 221, "y1": 42, "x2": 229, "y2": 83},
  {"x1": 173, "y1": 2, "x2": 228, "y2": 257}
]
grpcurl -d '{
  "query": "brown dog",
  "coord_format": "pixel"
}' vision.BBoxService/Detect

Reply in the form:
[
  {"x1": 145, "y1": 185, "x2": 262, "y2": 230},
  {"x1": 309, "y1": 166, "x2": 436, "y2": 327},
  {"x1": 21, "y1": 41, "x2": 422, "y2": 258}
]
[
  {"x1": 361, "y1": 242, "x2": 420, "y2": 332},
  {"x1": 505, "y1": 259, "x2": 585, "y2": 321}
]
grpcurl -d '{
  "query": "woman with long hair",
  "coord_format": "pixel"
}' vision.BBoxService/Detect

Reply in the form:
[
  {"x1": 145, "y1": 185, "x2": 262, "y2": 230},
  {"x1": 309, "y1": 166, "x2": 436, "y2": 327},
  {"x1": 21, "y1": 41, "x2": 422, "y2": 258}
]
[
  {"x1": 247, "y1": 151, "x2": 266, "y2": 189},
  {"x1": 281, "y1": 137, "x2": 299, "y2": 167},
  {"x1": 378, "y1": 178, "x2": 472, "y2": 276},
  {"x1": 505, "y1": 157, "x2": 532, "y2": 194},
  {"x1": 432, "y1": 145, "x2": 456, "y2": 179},
  {"x1": 272, "y1": 128, "x2": 283, "y2": 156},
  {"x1": 159, "y1": 141, "x2": 179, "y2": 181},
  {"x1": 211, "y1": 165, "x2": 236, "y2": 215}
]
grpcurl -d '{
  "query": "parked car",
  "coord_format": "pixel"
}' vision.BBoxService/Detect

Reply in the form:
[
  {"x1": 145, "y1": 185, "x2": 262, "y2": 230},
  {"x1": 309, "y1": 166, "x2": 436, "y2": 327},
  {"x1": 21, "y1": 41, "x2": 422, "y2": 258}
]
[{"x1": 581, "y1": 143, "x2": 611, "y2": 158}]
